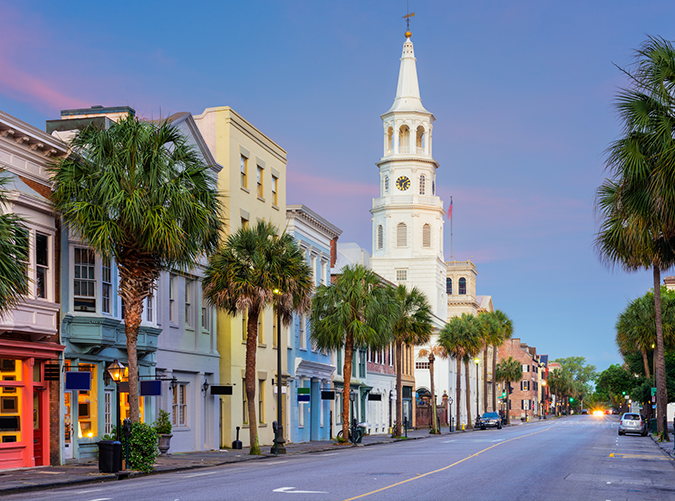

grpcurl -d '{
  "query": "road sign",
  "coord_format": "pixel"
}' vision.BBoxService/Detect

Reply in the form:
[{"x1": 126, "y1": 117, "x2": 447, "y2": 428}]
[{"x1": 651, "y1": 387, "x2": 657, "y2": 396}]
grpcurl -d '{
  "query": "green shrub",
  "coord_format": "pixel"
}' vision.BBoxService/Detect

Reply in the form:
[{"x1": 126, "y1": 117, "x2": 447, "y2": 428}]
[
  {"x1": 122, "y1": 422, "x2": 159, "y2": 472},
  {"x1": 154, "y1": 409, "x2": 172, "y2": 435}
]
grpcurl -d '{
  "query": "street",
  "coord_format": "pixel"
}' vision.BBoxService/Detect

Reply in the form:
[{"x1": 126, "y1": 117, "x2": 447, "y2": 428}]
[{"x1": 4, "y1": 416, "x2": 674, "y2": 501}]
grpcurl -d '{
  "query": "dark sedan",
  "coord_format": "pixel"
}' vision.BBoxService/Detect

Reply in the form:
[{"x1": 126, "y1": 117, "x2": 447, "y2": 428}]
[{"x1": 478, "y1": 412, "x2": 502, "y2": 430}]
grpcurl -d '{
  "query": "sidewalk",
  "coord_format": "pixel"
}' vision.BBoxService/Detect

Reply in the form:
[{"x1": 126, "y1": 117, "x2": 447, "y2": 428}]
[{"x1": 0, "y1": 421, "x2": 541, "y2": 495}]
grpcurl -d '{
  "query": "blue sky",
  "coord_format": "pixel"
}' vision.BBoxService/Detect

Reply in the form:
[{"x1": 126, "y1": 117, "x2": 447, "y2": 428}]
[{"x1": 2, "y1": 0, "x2": 674, "y2": 372}]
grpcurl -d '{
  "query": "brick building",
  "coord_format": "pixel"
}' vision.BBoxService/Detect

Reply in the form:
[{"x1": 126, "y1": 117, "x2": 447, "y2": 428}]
[{"x1": 497, "y1": 338, "x2": 545, "y2": 421}]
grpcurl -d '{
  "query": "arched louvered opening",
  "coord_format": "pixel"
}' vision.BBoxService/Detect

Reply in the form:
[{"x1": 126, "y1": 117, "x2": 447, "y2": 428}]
[
  {"x1": 422, "y1": 223, "x2": 431, "y2": 247},
  {"x1": 383, "y1": 175, "x2": 389, "y2": 194},
  {"x1": 397, "y1": 223, "x2": 407, "y2": 247},
  {"x1": 377, "y1": 225, "x2": 384, "y2": 250},
  {"x1": 387, "y1": 126, "x2": 394, "y2": 154},
  {"x1": 416, "y1": 126, "x2": 425, "y2": 154},
  {"x1": 419, "y1": 174, "x2": 426, "y2": 195},
  {"x1": 399, "y1": 125, "x2": 410, "y2": 154}
]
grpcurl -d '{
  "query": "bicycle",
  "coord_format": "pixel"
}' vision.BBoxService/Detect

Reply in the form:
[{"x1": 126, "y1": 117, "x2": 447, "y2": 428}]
[{"x1": 336, "y1": 420, "x2": 363, "y2": 444}]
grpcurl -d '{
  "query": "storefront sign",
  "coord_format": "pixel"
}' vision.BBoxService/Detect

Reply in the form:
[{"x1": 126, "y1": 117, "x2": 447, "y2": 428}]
[
  {"x1": 210, "y1": 386, "x2": 233, "y2": 395},
  {"x1": 298, "y1": 387, "x2": 310, "y2": 402},
  {"x1": 321, "y1": 390, "x2": 335, "y2": 400},
  {"x1": 64, "y1": 371, "x2": 91, "y2": 391},
  {"x1": 140, "y1": 380, "x2": 162, "y2": 396}
]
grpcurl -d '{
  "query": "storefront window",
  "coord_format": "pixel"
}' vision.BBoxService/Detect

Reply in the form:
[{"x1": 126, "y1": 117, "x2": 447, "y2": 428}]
[
  {"x1": 77, "y1": 365, "x2": 97, "y2": 439},
  {"x1": 0, "y1": 358, "x2": 22, "y2": 443}
]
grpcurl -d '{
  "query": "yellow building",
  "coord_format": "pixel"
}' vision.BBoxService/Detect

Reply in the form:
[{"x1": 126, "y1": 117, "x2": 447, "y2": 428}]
[{"x1": 194, "y1": 107, "x2": 288, "y2": 449}]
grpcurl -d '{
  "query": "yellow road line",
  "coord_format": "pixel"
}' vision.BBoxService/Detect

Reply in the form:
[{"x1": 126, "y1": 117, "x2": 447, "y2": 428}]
[
  {"x1": 609, "y1": 453, "x2": 672, "y2": 460},
  {"x1": 342, "y1": 426, "x2": 556, "y2": 501}
]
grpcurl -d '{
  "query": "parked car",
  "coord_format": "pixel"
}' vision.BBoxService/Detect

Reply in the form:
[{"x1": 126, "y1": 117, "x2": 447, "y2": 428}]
[
  {"x1": 477, "y1": 412, "x2": 502, "y2": 430},
  {"x1": 618, "y1": 413, "x2": 647, "y2": 436},
  {"x1": 581, "y1": 409, "x2": 589, "y2": 415}
]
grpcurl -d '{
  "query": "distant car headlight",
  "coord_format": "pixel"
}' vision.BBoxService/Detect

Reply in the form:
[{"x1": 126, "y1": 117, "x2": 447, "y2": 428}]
[{"x1": 592, "y1": 410, "x2": 604, "y2": 417}]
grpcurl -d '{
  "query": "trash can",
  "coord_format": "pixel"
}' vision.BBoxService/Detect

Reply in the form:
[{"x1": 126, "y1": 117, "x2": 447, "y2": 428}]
[
  {"x1": 650, "y1": 418, "x2": 657, "y2": 434},
  {"x1": 98, "y1": 440, "x2": 122, "y2": 473},
  {"x1": 357, "y1": 424, "x2": 367, "y2": 444}
]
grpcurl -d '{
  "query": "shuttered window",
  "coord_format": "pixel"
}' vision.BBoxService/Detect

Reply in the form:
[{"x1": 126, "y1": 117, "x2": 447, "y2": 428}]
[
  {"x1": 397, "y1": 223, "x2": 407, "y2": 247},
  {"x1": 377, "y1": 225, "x2": 384, "y2": 249},
  {"x1": 422, "y1": 224, "x2": 431, "y2": 247}
]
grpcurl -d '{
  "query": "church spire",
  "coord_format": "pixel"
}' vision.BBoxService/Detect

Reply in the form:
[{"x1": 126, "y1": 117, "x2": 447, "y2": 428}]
[{"x1": 386, "y1": 33, "x2": 429, "y2": 114}]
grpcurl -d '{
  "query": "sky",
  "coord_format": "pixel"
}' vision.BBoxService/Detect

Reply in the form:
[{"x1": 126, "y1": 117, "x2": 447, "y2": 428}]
[{"x1": 2, "y1": 0, "x2": 674, "y2": 373}]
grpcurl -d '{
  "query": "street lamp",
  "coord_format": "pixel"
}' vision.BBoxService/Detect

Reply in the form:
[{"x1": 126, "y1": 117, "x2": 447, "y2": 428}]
[
  {"x1": 271, "y1": 289, "x2": 286, "y2": 455},
  {"x1": 107, "y1": 360, "x2": 125, "y2": 442},
  {"x1": 474, "y1": 357, "x2": 480, "y2": 419}
]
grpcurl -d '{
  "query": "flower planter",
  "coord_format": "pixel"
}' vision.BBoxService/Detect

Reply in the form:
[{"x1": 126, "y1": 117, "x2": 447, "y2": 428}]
[{"x1": 158, "y1": 433, "x2": 173, "y2": 455}]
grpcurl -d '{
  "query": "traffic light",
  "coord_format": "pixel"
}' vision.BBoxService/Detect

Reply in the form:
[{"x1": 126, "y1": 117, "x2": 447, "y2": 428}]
[
  {"x1": 622, "y1": 391, "x2": 626, "y2": 396},
  {"x1": 501, "y1": 390, "x2": 506, "y2": 399},
  {"x1": 569, "y1": 397, "x2": 574, "y2": 403},
  {"x1": 508, "y1": 385, "x2": 513, "y2": 394}
]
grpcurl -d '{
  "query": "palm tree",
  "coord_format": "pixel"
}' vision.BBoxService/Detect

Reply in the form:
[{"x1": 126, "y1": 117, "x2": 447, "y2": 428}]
[
  {"x1": 495, "y1": 356, "x2": 522, "y2": 425},
  {"x1": 389, "y1": 285, "x2": 433, "y2": 437},
  {"x1": 440, "y1": 314, "x2": 481, "y2": 429},
  {"x1": 476, "y1": 311, "x2": 503, "y2": 412},
  {"x1": 203, "y1": 220, "x2": 312, "y2": 455},
  {"x1": 616, "y1": 294, "x2": 656, "y2": 379},
  {"x1": 417, "y1": 344, "x2": 448, "y2": 434},
  {"x1": 0, "y1": 171, "x2": 29, "y2": 314},
  {"x1": 310, "y1": 264, "x2": 393, "y2": 441},
  {"x1": 491, "y1": 310, "x2": 513, "y2": 411},
  {"x1": 50, "y1": 116, "x2": 222, "y2": 423},
  {"x1": 595, "y1": 36, "x2": 675, "y2": 438}
]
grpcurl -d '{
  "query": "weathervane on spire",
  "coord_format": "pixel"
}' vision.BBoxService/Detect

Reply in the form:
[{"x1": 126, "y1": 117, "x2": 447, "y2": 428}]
[{"x1": 403, "y1": 1, "x2": 414, "y2": 38}]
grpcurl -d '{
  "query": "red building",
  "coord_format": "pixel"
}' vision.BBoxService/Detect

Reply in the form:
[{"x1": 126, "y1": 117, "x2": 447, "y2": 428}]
[{"x1": 497, "y1": 338, "x2": 544, "y2": 421}]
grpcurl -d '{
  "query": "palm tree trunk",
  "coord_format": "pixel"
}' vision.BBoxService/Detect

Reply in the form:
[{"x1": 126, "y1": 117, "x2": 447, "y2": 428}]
[
  {"x1": 395, "y1": 341, "x2": 403, "y2": 437},
  {"x1": 342, "y1": 334, "x2": 354, "y2": 441},
  {"x1": 641, "y1": 349, "x2": 651, "y2": 380},
  {"x1": 465, "y1": 360, "x2": 473, "y2": 429},
  {"x1": 653, "y1": 265, "x2": 669, "y2": 439},
  {"x1": 429, "y1": 354, "x2": 437, "y2": 433},
  {"x1": 483, "y1": 347, "x2": 489, "y2": 412},
  {"x1": 506, "y1": 380, "x2": 511, "y2": 425},
  {"x1": 245, "y1": 309, "x2": 260, "y2": 454},
  {"x1": 456, "y1": 359, "x2": 462, "y2": 430},
  {"x1": 492, "y1": 345, "x2": 498, "y2": 412}
]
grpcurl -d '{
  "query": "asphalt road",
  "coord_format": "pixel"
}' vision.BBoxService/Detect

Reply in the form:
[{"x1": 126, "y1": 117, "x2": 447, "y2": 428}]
[{"x1": 6, "y1": 415, "x2": 675, "y2": 501}]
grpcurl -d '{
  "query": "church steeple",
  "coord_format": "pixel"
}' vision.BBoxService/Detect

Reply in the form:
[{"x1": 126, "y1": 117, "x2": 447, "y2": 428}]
[{"x1": 387, "y1": 34, "x2": 429, "y2": 114}]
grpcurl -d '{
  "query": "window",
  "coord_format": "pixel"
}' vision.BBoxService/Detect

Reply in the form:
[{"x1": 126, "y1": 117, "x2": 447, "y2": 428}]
[
  {"x1": 272, "y1": 175, "x2": 278, "y2": 205},
  {"x1": 419, "y1": 175, "x2": 426, "y2": 195},
  {"x1": 521, "y1": 399, "x2": 530, "y2": 411},
  {"x1": 522, "y1": 364, "x2": 529, "y2": 373},
  {"x1": 337, "y1": 349, "x2": 342, "y2": 375},
  {"x1": 321, "y1": 261, "x2": 328, "y2": 285},
  {"x1": 185, "y1": 278, "x2": 193, "y2": 328},
  {"x1": 298, "y1": 380, "x2": 306, "y2": 428},
  {"x1": 422, "y1": 224, "x2": 431, "y2": 247},
  {"x1": 521, "y1": 381, "x2": 530, "y2": 391},
  {"x1": 241, "y1": 217, "x2": 249, "y2": 229},
  {"x1": 240, "y1": 155, "x2": 248, "y2": 189},
  {"x1": 169, "y1": 274, "x2": 176, "y2": 322},
  {"x1": 73, "y1": 248, "x2": 96, "y2": 311},
  {"x1": 396, "y1": 269, "x2": 407, "y2": 281},
  {"x1": 336, "y1": 392, "x2": 343, "y2": 425},
  {"x1": 377, "y1": 225, "x2": 384, "y2": 250},
  {"x1": 446, "y1": 278, "x2": 452, "y2": 294},
  {"x1": 459, "y1": 277, "x2": 466, "y2": 295},
  {"x1": 201, "y1": 303, "x2": 211, "y2": 332},
  {"x1": 272, "y1": 313, "x2": 278, "y2": 348},
  {"x1": 299, "y1": 314, "x2": 306, "y2": 349},
  {"x1": 172, "y1": 383, "x2": 187, "y2": 427},
  {"x1": 257, "y1": 166, "x2": 264, "y2": 198},
  {"x1": 258, "y1": 380, "x2": 265, "y2": 424},
  {"x1": 242, "y1": 309, "x2": 248, "y2": 340},
  {"x1": 257, "y1": 312, "x2": 264, "y2": 345},
  {"x1": 416, "y1": 125, "x2": 425, "y2": 153},
  {"x1": 242, "y1": 379, "x2": 248, "y2": 424},
  {"x1": 397, "y1": 223, "x2": 407, "y2": 247},
  {"x1": 104, "y1": 390, "x2": 113, "y2": 435},
  {"x1": 384, "y1": 175, "x2": 389, "y2": 194},
  {"x1": 359, "y1": 350, "x2": 366, "y2": 378},
  {"x1": 146, "y1": 292, "x2": 154, "y2": 322},
  {"x1": 416, "y1": 361, "x2": 430, "y2": 370},
  {"x1": 102, "y1": 258, "x2": 111, "y2": 314},
  {"x1": 35, "y1": 233, "x2": 48, "y2": 299}
]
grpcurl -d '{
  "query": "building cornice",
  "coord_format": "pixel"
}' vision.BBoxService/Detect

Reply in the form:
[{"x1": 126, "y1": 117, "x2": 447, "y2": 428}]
[
  {"x1": 287, "y1": 204, "x2": 342, "y2": 239},
  {"x1": 376, "y1": 156, "x2": 439, "y2": 169}
]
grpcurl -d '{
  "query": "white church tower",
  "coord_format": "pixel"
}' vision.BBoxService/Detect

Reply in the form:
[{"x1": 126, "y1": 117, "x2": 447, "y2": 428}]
[{"x1": 371, "y1": 30, "x2": 448, "y2": 320}]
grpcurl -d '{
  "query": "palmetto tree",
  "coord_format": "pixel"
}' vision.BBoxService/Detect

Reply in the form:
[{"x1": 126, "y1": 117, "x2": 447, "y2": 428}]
[
  {"x1": 0, "y1": 171, "x2": 29, "y2": 314},
  {"x1": 203, "y1": 220, "x2": 312, "y2": 455},
  {"x1": 495, "y1": 356, "x2": 522, "y2": 425},
  {"x1": 50, "y1": 116, "x2": 222, "y2": 423},
  {"x1": 310, "y1": 264, "x2": 393, "y2": 441},
  {"x1": 389, "y1": 285, "x2": 433, "y2": 437},
  {"x1": 440, "y1": 314, "x2": 481, "y2": 429},
  {"x1": 616, "y1": 294, "x2": 657, "y2": 379},
  {"x1": 417, "y1": 344, "x2": 448, "y2": 434},
  {"x1": 595, "y1": 36, "x2": 675, "y2": 438},
  {"x1": 547, "y1": 367, "x2": 574, "y2": 416},
  {"x1": 491, "y1": 310, "x2": 513, "y2": 410}
]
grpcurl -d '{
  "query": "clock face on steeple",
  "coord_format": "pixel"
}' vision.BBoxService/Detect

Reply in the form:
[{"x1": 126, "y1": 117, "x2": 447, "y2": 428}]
[{"x1": 396, "y1": 176, "x2": 411, "y2": 191}]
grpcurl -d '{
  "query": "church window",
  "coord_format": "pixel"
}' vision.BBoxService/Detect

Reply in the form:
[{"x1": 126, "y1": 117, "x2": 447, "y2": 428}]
[
  {"x1": 387, "y1": 127, "x2": 394, "y2": 154},
  {"x1": 446, "y1": 278, "x2": 452, "y2": 294},
  {"x1": 397, "y1": 223, "x2": 407, "y2": 247},
  {"x1": 399, "y1": 125, "x2": 410, "y2": 154},
  {"x1": 377, "y1": 225, "x2": 384, "y2": 250},
  {"x1": 422, "y1": 223, "x2": 431, "y2": 247},
  {"x1": 416, "y1": 126, "x2": 425, "y2": 154},
  {"x1": 384, "y1": 175, "x2": 389, "y2": 194},
  {"x1": 419, "y1": 175, "x2": 426, "y2": 195},
  {"x1": 459, "y1": 277, "x2": 466, "y2": 295},
  {"x1": 396, "y1": 269, "x2": 407, "y2": 281}
]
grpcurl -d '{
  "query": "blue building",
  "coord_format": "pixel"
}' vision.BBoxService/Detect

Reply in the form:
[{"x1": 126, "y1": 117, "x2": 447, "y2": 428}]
[{"x1": 285, "y1": 205, "x2": 341, "y2": 442}]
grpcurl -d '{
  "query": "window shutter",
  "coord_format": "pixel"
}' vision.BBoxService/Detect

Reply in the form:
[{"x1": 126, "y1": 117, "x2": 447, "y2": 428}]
[
  {"x1": 397, "y1": 223, "x2": 407, "y2": 247},
  {"x1": 422, "y1": 224, "x2": 431, "y2": 248}
]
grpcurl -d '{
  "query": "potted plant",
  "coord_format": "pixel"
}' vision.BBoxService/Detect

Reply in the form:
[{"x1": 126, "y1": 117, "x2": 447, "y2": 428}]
[{"x1": 154, "y1": 409, "x2": 173, "y2": 455}]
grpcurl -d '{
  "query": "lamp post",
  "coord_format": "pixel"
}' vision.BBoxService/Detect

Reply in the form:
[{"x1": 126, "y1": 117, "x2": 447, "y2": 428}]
[
  {"x1": 271, "y1": 289, "x2": 286, "y2": 455},
  {"x1": 349, "y1": 389, "x2": 356, "y2": 439},
  {"x1": 107, "y1": 360, "x2": 125, "y2": 442},
  {"x1": 474, "y1": 357, "x2": 480, "y2": 420}
]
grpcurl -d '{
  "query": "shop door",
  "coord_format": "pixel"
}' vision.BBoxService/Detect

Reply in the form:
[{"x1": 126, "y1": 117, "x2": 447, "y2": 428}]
[
  {"x1": 63, "y1": 392, "x2": 73, "y2": 459},
  {"x1": 33, "y1": 390, "x2": 43, "y2": 465}
]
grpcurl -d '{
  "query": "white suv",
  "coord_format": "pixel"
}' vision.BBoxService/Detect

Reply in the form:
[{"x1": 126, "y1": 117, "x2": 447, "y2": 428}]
[{"x1": 618, "y1": 413, "x2": 647, "y2": 436}]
